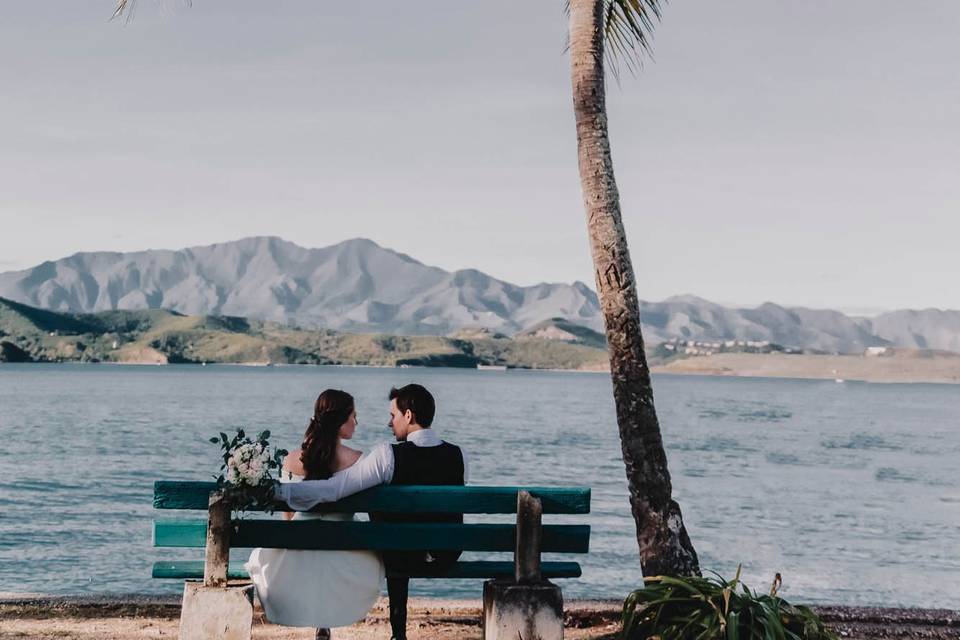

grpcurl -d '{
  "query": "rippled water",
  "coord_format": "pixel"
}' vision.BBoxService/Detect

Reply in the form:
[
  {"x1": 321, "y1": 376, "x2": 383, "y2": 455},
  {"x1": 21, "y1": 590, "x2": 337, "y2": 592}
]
[{"x1": 1, "y1": 364, "x2": 957, "y2": 607}]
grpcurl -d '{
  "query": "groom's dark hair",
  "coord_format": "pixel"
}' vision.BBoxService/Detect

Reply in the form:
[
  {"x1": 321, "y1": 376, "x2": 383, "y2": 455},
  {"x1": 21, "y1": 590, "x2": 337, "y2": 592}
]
[{"x1": 389, "y1": 384, "x2": 435, "y2": 428}]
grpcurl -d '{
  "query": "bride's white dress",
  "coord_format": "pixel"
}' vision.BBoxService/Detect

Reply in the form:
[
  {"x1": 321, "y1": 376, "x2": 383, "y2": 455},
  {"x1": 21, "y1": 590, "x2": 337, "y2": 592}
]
[{"x1": 245, "y1": 469, "x2": 384, "y2": 628}]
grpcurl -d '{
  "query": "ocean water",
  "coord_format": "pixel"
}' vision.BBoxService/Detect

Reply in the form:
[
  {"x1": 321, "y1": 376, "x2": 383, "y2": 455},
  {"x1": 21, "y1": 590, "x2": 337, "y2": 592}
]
[{"x1": 0, "y1": 364, "x2": 957, "y2": 607}]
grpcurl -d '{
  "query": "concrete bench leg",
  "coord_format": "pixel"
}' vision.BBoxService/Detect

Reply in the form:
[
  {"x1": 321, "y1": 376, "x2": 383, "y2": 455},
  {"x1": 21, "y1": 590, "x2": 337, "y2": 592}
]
[
  {"x1": 179, "y1": 581, "x2": 254, "y2": 640},
  {"x1": 483, "y1": 579, "x2": 564, "y2": 640}
]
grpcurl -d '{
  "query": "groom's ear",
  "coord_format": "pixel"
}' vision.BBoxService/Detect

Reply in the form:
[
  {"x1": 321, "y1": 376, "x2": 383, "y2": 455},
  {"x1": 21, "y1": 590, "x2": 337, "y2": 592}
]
[{"x1": 404, "y1": 409, "x2": 414, "y2": 424}]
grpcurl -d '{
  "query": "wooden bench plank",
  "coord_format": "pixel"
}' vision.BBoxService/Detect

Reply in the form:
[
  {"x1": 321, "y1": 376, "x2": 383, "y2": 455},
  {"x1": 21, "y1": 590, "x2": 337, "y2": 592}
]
[
  {"x1": 154, "y1": 482, "x2": 590, "y2": 514},
  {"x1": 154, "y1": 520, "x2": 590, "y2": 553},
  {"x1": 153, "y1": 561, "x2": 253, "y2": 580},
  {"x1": 152, "y1": 560, "x2": 582, "y2": 580}
]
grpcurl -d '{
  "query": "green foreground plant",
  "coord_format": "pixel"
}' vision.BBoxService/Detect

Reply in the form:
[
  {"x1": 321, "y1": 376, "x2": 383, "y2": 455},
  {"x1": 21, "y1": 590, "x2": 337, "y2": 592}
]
[{"x1": 620, "y1": 566, "x2": 838, "y2": 640}]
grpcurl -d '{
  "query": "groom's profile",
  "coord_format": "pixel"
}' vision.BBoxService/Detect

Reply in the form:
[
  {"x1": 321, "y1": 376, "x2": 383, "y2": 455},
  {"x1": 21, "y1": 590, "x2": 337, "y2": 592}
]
[{"x1": 278, "y1": 383, "x2": 467, "y2": 640}]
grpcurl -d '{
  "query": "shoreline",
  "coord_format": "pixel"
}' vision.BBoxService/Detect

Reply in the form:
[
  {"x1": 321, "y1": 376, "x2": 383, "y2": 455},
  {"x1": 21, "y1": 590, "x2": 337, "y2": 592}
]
[
  {"x1": 4, "y1": 354, "x2": 960, "y2": 385},
  {"x1": 650, "y1": 351, "x2": 960, "y2": 385},
  {"x1": 1, "y1": 595, "x2": 958, "y2": 639}
]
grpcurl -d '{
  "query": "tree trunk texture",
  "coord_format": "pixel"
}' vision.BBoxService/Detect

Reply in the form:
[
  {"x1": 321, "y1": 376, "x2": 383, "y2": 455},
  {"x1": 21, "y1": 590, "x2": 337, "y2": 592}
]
[{"x1": 568, "y1": 0, "x2": 700, "y2": 578}]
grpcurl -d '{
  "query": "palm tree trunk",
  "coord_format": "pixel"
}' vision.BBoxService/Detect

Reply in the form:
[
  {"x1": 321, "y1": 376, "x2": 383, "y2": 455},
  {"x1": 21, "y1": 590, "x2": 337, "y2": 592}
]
[{"x1": 568, "y1": 0, "x2": 700, "y2": 578}]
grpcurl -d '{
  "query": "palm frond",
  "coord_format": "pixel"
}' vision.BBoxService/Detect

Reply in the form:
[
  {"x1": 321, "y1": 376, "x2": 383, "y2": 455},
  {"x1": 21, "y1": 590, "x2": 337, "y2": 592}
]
[
  {"x1": 565, "y1": 0, "x2": 664, "y2": 79},
  {"x1": 112, "y1": 0, "x2": 191, "y2": 22},
  {"x1": 112, "y1": 0, "x2": 134, "y2": 20},
  {"x1": 604, "y1": 0, "x2": 663, "y2": 78}
]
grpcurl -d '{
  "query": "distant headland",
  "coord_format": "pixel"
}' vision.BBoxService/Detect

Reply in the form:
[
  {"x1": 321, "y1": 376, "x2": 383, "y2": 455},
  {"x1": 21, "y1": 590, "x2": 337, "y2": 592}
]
[
  {"x1": 0, "y1": 297, "x2": 608, "y2": 370},
  {"x1": 3, "y1": 296, "x2": 960, "y2": 383}
]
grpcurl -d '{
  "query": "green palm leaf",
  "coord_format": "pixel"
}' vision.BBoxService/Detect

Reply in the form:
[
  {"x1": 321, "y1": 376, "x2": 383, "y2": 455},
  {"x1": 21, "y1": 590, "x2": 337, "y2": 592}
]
[
  {"x1": 112, "y1": 0, "x2": 133, "y2": 20},
  {"x1": 112, "y1": 0, "x2": 193, "y2": 21},
  {"x1": 566, "y1": 0, "x2": 664, "y2": 78}
]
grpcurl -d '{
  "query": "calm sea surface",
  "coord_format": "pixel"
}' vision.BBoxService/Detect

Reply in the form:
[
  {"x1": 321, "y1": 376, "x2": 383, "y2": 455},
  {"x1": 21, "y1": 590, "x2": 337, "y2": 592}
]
[{"x1": 0, "y1": 364, "x2": 957, "y2": 607}]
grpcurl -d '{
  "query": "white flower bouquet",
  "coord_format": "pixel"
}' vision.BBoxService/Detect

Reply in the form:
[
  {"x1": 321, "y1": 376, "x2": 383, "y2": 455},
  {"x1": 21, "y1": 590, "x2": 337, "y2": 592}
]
[{"x1": 210, "y1": 428, "x2": 288, "y2": 513}]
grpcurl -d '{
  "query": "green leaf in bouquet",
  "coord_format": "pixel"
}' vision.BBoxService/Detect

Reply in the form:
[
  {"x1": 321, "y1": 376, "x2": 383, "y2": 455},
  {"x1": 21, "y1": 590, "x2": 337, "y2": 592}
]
[{"x1": 208, "y1": 426, "x2": 288, "y2": 517}]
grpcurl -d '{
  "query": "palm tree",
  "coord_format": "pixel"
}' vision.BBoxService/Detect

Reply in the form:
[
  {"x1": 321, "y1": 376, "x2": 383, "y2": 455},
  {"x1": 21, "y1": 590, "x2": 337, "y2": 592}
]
[
  {"x1": 112, "y1": 0, "x2": 700, "y2": 578},
  {"x1": 568, "y1": 0, "x2": 700, "y2": 578}
]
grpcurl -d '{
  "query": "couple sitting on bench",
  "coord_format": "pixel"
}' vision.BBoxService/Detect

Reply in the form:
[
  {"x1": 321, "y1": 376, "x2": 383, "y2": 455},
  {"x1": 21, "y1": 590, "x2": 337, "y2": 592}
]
[{"x1": 245, "y1": 383, "x2": 466, "y2": 640}]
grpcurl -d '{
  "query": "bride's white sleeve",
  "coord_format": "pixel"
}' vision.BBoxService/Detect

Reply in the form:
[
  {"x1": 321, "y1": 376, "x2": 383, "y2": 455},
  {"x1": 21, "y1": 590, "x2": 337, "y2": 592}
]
[{"x1": 277, "y1": 442, "x2": 395, "y2": 511}]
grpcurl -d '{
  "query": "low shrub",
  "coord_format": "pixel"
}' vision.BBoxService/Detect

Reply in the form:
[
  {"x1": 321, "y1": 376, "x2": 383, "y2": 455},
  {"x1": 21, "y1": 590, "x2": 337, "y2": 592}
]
[{"x1": 620, "y1": 566, "x2": 837, "y2": 640}]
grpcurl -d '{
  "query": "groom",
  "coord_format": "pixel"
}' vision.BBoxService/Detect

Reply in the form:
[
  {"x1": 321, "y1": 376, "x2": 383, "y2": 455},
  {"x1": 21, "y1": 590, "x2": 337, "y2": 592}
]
[{"x1": 277, "y1": 383, "x2": 467, "y2": 640}]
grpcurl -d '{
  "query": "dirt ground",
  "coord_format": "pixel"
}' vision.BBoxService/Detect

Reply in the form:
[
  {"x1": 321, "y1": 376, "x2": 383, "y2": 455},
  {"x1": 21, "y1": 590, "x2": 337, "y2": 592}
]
[
  {"x1": 0, "y1": 596, "x2": 609, "y2": 640},
  {"x1": 1, "y1": 596, "x2": 958, "y2": 640}
]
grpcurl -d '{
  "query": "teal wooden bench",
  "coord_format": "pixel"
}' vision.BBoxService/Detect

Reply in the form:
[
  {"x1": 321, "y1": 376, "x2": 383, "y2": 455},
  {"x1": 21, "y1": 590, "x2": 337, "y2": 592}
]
[{"x1": 152, "y1": 481, "x2": 591, "y2": 585}]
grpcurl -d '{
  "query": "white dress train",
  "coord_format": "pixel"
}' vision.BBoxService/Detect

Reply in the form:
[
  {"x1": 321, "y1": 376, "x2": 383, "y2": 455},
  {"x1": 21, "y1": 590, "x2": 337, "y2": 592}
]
[{"x1": 245, "y1": 470, "x2": 384, "y2": 628}]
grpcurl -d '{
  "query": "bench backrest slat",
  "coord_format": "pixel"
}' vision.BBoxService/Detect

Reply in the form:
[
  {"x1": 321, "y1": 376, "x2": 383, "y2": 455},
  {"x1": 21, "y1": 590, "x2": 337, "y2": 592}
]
[
  {"x1": 154, "y1": 520, "x2": 590, "y2": 553},
  {"x1": 152, "y1": 560, "x2": 584, "y2": 580},
  {"x1": 154, "y1": 481, "x2": 590, "y2": 514}
]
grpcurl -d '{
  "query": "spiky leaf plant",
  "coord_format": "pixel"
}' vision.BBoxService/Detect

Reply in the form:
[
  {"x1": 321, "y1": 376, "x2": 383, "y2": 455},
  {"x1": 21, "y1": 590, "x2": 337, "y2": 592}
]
[{"x1": 621, "y1": 566, "x2": 838, "y2": 640}]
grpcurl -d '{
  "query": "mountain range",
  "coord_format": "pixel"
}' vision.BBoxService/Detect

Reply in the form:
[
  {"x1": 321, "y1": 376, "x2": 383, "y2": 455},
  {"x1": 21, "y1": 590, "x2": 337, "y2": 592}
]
[
  {"x1": 1, "y1": 236, "x2": 957, "y2": 354},
  {"x1": 637, "y1": 295, "x2": 960, "y2": 354},
  {"x1": 0, "y1": 237, "x2": 599, "y2": 337}
]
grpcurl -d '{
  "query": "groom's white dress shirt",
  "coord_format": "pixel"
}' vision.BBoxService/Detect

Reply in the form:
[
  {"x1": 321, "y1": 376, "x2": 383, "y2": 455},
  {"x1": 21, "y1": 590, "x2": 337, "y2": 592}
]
[{"x1": 277, "y1": 428, "x2": 469, "y2": 511}]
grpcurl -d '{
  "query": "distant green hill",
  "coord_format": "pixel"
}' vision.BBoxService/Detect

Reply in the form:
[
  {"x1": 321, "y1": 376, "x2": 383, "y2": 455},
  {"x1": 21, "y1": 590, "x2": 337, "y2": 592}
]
[
  {"x1": 516, "y1": 317, "x2": 607, "y2": 349},
  {"x1": 0, "y1": 297, "x2": 102, "y2": 335},
  {"x1": 0, "y1": 297, "x2": 609, "y2": 370}
]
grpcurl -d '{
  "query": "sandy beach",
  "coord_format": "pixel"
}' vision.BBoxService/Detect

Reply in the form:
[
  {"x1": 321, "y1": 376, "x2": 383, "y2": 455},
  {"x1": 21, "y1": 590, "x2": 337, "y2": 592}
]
[
  {"x1": 651, "y1": 350, "x2": 960, "y2": 384},
  {"x1": 2, "y1": 595, "x2": 958, "y2": 640}
]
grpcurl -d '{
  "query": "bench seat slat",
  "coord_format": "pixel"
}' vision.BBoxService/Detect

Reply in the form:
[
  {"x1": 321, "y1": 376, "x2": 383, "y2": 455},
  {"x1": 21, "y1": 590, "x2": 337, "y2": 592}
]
[
  {"x1": 152, "y1": 560, "x2": 582, "y2": 580},
  {"x1": 154, "y1": 520, "x2": 590, "y2": 553},
  {"x1": 154, "y1": 482, "x2": 590, "y2": 514}
]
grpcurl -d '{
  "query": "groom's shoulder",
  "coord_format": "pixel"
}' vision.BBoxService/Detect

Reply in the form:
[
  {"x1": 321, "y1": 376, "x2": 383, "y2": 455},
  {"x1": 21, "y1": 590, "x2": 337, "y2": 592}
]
[
  {"x1": 437, "y1": 439, "x2": 465, "y2": 459},
  {"x1": 372, "y1": 441, "x2": 394, "y2": 455}
]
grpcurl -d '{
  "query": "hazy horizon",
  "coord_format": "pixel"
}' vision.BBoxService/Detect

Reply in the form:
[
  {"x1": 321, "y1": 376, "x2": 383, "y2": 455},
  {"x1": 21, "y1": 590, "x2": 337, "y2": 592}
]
[{"x1": 2, "y1": 1, "x2": 957, "y2": 311}]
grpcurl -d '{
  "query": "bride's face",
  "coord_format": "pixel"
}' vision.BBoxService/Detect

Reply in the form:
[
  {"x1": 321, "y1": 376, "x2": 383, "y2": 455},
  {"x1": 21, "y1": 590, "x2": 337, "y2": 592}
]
[{"x1": 338, "y1": 409, "x2": 358, "y2": 440}]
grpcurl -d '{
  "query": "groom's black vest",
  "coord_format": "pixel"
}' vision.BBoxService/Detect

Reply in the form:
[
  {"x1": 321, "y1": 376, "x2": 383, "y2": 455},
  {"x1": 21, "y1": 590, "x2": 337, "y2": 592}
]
[
  {"x1": 392, "y1": 440, "x2": 464, "y2": 486},
  {"x1": 374, "y1": 439, "x2": 465, "y2": 569},
  {"x1": 382, "y1": 440, "x2": 465, "y2": 525}
]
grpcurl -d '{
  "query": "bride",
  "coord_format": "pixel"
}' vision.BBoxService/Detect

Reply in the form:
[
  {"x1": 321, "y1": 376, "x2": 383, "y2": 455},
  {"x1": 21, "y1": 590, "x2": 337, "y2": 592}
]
[{"x1": 245, "y1": 389, "x2": 384, "y2": 636}]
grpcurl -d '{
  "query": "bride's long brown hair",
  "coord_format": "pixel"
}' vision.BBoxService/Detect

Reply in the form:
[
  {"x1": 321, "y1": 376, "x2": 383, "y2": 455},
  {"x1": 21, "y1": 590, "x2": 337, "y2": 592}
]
[{"x1": 300, "y1": 389, "x2": 354, "y2": 480}]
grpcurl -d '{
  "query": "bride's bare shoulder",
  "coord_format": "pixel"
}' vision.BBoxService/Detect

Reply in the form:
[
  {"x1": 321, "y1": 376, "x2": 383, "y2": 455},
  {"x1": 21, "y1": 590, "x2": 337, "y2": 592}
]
[
  {"x1": 334, "y1": 444, "x2": 363, "y2": 472},
  {"x1": 282, "y1": 449, "x2": 306, "y2": 476}
]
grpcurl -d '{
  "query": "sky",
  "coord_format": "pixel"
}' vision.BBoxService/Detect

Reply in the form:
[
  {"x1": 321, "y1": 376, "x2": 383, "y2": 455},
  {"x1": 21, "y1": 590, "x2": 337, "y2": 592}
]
[{"x1": 1, "y1": 1, "x2": 957, "y2": 313}]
